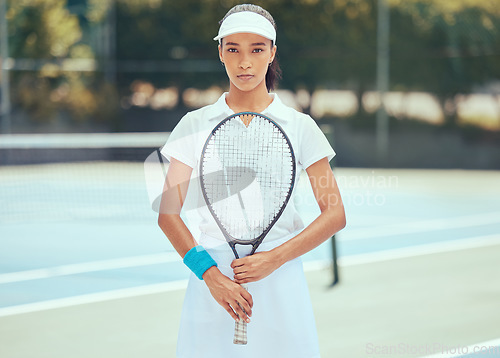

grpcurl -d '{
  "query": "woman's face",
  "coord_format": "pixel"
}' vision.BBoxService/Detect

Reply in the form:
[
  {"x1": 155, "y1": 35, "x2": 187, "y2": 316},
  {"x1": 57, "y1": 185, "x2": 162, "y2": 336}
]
[{"x1": 219, "y1": 33, "x2": 276, "y2": 93}]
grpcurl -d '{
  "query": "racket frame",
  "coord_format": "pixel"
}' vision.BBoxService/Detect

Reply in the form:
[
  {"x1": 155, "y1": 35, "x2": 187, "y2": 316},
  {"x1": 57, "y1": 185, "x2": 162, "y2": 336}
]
[{"x1": 199, "y1": 111, "x2": 296, "y2": 258}]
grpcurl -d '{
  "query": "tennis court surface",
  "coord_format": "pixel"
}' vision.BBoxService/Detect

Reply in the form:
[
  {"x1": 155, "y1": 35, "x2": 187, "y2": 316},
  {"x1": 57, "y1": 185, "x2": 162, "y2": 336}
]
[{"x1": 1, "y1": 135, "x2": 499, "y2": 357}]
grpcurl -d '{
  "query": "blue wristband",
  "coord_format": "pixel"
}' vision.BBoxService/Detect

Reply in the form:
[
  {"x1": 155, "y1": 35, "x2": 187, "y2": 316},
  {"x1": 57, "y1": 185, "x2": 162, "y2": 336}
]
[{"x1": 183, "y1": 245, "x2": 218, "y2": 280}]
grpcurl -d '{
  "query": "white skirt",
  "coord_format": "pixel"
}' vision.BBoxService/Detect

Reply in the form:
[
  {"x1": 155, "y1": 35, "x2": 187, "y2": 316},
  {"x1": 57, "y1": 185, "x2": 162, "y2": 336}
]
[{"x1": 176, "y1": 234, "x2": 321, "y2": 358}]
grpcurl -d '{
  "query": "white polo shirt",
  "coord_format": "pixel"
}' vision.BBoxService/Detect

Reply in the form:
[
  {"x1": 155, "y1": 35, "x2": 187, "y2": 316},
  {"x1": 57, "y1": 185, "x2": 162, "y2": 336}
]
[{"x1": 161, "y1": 92, "x2": 335, "y2": 246}]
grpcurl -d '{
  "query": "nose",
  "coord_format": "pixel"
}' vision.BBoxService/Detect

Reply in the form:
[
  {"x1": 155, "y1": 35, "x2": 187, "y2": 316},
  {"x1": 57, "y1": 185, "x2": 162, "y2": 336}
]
[{"x1": 239, "y1": 54, "x2": 251, "y2": 70}]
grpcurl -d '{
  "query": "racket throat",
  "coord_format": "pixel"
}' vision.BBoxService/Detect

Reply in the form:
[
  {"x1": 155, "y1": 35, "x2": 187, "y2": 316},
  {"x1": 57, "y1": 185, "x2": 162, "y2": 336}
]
[{"x1": 231, "y1": 243, "x2": 253, "y2": 259}]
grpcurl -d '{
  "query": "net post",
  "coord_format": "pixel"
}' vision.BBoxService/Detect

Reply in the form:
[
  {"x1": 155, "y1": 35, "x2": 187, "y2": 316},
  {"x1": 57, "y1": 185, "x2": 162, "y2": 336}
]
[
  {"x1": 330, "y1": 235, "x2": 339, "y2": 287},
  {"x1": 321, "y1": 123, "x2": 340, "y2": 288}
]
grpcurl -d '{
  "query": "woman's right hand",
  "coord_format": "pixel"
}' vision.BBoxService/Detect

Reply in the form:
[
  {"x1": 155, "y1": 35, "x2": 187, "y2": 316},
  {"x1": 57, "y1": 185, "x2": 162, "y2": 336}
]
[{"x1": 202, "y1": 266, "x2": 253, "y2": 323}]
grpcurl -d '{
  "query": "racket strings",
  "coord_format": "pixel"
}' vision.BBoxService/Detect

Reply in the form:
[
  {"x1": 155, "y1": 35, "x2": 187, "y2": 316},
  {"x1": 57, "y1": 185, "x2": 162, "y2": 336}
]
[{"x1": 201, "y1": 115, "x2": 294, "y2": 242}]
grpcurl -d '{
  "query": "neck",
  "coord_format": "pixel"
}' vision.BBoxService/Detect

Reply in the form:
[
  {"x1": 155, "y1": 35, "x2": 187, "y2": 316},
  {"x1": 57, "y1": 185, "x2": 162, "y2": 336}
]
[{"x1": 225, "y1": 83, "x2": 273, "y2": 113}]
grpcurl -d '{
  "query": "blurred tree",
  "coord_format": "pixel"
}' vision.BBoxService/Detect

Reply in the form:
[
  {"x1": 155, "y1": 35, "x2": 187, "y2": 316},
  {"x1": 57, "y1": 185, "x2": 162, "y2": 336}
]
[
  {"x1": 8, "y1": 0, "x2": 116, "y2": 125},
  {"x1": 389, "y1": 0, "x2": 500, "y2": 125},
  {"x1": 96, "y1": 0, "x2": 499, "y2": 124},
  {"x1": 9, "y1": 0, "x2": 82, "y2": 58},
  {"x1": 100, "y1": 0, "x2": 379, "y2": 115},
  {"x1": 267, "y1": 0, "x2": 378, "y2": 115},
  {"x1": 6, "y1": 0, "x2": 500, "y2": 129},
  {"x1": 86, "y1": 0, "x2": 226, "y2": 113}
]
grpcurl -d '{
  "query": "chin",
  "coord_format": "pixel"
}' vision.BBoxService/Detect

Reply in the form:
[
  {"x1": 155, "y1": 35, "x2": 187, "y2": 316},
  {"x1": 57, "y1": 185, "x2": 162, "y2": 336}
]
[{"x1": 233, "y1": 80, "x2": 265, "y2": 93}]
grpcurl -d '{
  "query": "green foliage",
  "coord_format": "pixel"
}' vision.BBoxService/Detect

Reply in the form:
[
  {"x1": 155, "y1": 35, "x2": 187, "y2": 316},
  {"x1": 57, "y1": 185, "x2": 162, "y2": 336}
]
[
  {"x1": 8, "y1": 0, "x2": 81, "y2": 58},
  {"x1": 391, "y1": 0, "x2": 500, "y2": 92},
  {"x1": 389, "y1": 0, "x2": 500, "y2": 126},
  {"x1": 8, "y1": 0, "x2": 117, "y2": 124},
  {"x1": 5, "y1": 0, "x2": 500, "y2": 129}
]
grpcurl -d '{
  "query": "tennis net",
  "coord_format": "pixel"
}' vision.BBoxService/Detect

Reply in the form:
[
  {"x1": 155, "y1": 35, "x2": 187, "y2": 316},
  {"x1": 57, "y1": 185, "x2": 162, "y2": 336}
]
[{"x1": 0, "y1": 132, "x2": 168, "y2": 224}]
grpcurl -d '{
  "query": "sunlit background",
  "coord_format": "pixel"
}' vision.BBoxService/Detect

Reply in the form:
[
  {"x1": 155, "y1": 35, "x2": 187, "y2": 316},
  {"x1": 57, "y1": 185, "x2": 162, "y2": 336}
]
[
  {"x1": 1, "y1": 1, "x2": 499, "y2": 358},
  {"x1": 1, "y1": 0, "x2": 500, "y2": 167}
]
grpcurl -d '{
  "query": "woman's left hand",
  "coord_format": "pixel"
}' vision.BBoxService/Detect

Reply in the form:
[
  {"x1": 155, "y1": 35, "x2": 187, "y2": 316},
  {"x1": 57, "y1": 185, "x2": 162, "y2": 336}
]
[{"x1": 231, "y1": 251, "x2": 281, "y2": 284}]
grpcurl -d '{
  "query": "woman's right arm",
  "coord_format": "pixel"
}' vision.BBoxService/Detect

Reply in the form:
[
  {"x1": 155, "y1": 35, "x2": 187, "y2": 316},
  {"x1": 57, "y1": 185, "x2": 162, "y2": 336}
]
[{"x1": 158, "y1": 158, "x2": 252, "y2": 323}]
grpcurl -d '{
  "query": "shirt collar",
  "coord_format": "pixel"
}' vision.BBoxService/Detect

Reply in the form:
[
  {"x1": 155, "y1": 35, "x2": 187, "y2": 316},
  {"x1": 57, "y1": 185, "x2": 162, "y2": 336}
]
[{"x1": 206, "y1": 92, "x2": 291, "y2": 123}]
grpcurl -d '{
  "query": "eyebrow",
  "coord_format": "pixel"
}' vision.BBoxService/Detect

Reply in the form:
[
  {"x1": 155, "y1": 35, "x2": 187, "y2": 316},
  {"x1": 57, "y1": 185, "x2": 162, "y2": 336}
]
[{"x1": 225, "y1": 42, "x2": 267, "y2": 46}]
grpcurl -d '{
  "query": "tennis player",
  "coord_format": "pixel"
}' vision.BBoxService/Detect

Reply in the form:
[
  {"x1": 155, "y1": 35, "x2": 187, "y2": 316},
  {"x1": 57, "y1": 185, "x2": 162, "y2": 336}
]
[{"x1": 158, "y1": 4, "x2": 346, "y2": 358}]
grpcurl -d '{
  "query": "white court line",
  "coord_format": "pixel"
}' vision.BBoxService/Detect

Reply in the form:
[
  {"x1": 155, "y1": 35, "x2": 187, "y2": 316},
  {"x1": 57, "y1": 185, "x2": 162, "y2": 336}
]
[
  {"x1": 303, "y1": 260, "x2": 331, "y2": 272},
  {"x1": 1, "y1": 234, "x2": 499, "y2": 318},
  {"x1": 1, "y1": 229, "x2": 499, "y2": 286},
  {"x1": 338, "y1": 234, "x2": 500, "y2": 266},
  {"x1": 0, "y1": 280, "x2": 188, "y2": 318},
  {"x1": 339, "y1": 211, "x2": 500, "y2": 241},
  {"x1": 0, "y1": 263, "x2": 331, "y2": 318},
  {"x1": 1, "y1": 211, "x2": 499, "y2": 284},
  {"x1": 0, "y1": 252, "x2": 180, "y2": 284},
  {"x1": 420, "y1": 337, "x2": 500, "y2": 357}
]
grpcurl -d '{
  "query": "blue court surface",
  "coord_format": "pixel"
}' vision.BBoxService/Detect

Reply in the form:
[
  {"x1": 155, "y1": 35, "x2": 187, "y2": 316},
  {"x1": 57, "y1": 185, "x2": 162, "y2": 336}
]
[{"x1": 1, "y1": 164, "x2": 499, "y2": 357}]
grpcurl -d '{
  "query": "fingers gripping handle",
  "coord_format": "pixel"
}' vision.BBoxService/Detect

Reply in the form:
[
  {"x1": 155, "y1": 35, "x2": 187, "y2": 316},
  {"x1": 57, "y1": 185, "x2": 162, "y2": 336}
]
[{"x1": 233, "y1": 283, "x2": 249, "y2": 345}]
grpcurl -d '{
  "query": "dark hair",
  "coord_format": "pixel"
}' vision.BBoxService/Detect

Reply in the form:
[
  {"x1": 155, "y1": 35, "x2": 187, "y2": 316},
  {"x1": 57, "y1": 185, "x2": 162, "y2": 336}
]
[{"x1": 219, "y1": 4, "x2": 282, "y2": 92}]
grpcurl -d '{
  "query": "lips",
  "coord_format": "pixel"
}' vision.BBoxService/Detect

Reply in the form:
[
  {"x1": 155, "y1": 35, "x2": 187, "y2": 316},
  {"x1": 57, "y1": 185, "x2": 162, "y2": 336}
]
[{"x1": 237, "y1": 74, "x2": 254, "y2": 81}]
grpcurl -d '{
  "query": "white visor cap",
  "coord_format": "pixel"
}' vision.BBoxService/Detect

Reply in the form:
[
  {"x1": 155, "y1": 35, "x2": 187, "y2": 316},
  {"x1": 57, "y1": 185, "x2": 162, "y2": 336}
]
[{"x1": 213, "y1": 11, "x2": 276, "y2": 44}]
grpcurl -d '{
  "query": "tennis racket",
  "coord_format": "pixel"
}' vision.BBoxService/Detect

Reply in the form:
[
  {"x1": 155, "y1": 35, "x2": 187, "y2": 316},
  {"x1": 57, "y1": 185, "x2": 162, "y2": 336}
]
[{"x1": 199, "y1": 112, "x2": 296, "y2": 345}]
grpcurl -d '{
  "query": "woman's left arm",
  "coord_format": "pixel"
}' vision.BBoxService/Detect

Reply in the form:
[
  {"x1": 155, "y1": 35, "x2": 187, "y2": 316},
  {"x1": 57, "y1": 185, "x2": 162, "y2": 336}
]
[{"x1": 232, "y1": 157, "x2": 346, "y2": 283}]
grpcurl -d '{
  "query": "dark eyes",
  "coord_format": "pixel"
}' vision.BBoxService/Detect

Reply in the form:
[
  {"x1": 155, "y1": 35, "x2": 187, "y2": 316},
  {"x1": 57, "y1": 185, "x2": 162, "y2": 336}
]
[{"x1": 226, "y1": 48, "x2": 264, "y2": 53}]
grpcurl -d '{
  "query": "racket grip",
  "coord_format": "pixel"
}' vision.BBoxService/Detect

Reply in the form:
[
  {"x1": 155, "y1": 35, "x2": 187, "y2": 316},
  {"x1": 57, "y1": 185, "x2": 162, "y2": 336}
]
[{"x1": 233, "y1": 283, "x2": 249, "y2": 345}]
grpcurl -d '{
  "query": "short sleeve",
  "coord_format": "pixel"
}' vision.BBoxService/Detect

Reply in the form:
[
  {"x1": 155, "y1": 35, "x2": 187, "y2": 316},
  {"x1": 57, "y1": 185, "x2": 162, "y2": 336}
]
[
  {"x1": 160, "y1": 113, "x2": 196, "y2": 168},
  {"x1": 298, "y1": 115, "x2": 336, "y2": 169}
]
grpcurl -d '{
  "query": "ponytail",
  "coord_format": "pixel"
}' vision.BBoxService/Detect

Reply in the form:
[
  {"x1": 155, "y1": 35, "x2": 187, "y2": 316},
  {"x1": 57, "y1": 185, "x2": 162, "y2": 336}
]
[{"x1": 266, "y1": 46, "x2": 282, "y2": 92}]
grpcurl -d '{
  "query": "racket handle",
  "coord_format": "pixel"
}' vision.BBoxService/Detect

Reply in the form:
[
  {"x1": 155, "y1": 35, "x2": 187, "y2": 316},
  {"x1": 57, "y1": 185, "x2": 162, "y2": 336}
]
[{"x1": 233, "y1": 283, "x2": 249, "y2": 345}]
